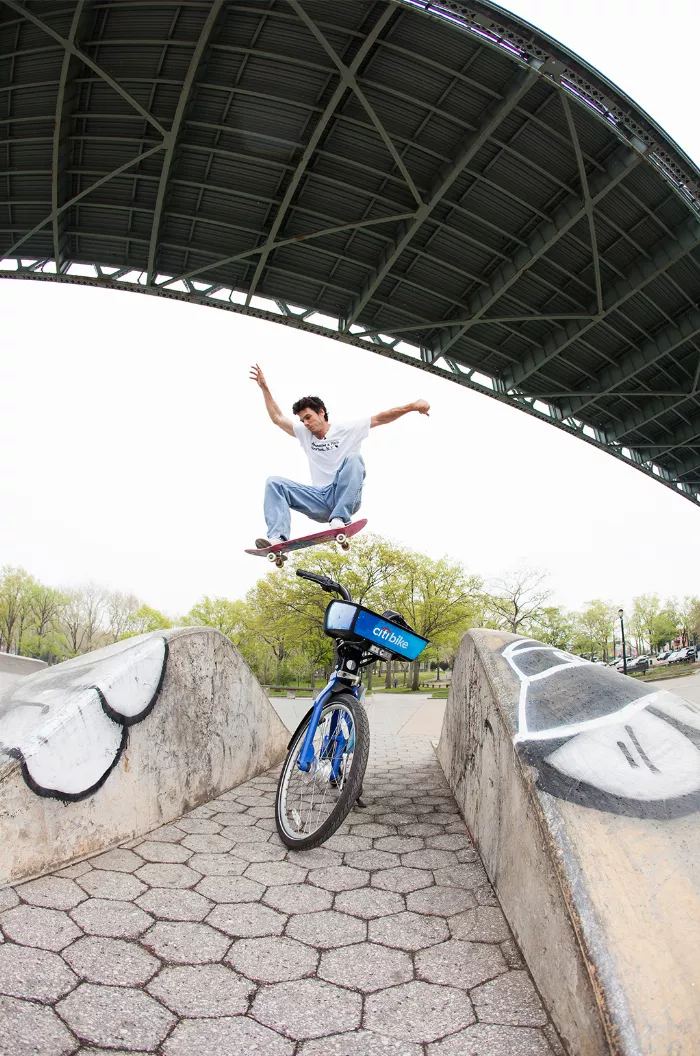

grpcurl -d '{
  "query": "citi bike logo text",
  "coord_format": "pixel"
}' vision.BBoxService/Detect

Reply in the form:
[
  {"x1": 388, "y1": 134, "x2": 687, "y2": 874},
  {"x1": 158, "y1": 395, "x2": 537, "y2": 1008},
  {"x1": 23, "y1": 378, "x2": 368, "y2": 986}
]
[{"x1": 373, "y1": 626, "x2": 409, "y2": 651}]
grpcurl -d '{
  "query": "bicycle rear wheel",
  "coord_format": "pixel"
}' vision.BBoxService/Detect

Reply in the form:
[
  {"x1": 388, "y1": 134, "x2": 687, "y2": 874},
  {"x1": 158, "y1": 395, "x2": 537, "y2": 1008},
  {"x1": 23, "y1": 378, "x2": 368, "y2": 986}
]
[{"x1": 276, "y1": 691, "x2": 370, "y2": 850}]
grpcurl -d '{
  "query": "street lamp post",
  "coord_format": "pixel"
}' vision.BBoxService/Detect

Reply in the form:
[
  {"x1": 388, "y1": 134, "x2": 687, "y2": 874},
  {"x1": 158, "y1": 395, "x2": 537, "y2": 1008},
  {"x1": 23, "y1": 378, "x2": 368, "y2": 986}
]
[{"x1": 618, "y1": 608, "x2": 627, "y2": 675}]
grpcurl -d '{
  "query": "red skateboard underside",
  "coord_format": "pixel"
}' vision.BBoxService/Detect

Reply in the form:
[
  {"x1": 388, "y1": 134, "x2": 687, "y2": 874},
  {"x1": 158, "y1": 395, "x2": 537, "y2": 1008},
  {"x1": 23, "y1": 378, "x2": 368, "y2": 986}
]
[{"x1": 245, "y1": 518, "x2": 367, "y2": 557}]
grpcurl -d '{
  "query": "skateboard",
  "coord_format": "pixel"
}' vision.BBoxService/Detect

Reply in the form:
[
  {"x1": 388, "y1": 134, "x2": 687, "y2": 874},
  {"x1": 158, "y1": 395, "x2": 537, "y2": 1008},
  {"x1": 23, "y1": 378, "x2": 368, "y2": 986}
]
[{"x1": 245, "y1": 518, "x2": 367, "y2": 568}]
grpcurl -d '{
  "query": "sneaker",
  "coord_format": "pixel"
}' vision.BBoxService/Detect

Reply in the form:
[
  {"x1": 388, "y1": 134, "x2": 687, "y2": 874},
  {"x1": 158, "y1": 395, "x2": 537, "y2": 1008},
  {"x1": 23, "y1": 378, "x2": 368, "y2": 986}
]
[
  {"x1": 329, "y1": 518, "x2": 346, "y2": 530},
  {"x1": 255, "y1": 536, "x2": 283, "y2": 549}
]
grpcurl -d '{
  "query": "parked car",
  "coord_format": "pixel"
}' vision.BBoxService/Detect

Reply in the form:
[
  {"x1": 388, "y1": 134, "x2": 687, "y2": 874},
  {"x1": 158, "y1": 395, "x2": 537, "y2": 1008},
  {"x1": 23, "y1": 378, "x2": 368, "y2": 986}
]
[
  {"x1": 626, "y1": 656, "x2": 650, "y2": 673},
  {"x1": 670, "y1": 647, "x2": 696, "y2": 664},
  {"x1": 655, "y1": 650, "x2": 672, "y2": 664}
]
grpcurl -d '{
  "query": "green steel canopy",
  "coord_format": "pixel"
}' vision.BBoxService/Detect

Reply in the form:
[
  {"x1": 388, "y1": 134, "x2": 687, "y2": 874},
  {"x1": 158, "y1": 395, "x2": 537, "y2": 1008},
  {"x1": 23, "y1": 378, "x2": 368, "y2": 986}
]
[{"x1": 1, "y1": 0, "x2": 699, "y2": 504}]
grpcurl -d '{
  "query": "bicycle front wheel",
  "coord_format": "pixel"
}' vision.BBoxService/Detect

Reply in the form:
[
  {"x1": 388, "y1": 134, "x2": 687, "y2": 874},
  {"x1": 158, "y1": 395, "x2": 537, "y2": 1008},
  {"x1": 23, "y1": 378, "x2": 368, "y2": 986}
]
[{"x1": 276, "y1": 691, "x2": 369, "y2": 850}]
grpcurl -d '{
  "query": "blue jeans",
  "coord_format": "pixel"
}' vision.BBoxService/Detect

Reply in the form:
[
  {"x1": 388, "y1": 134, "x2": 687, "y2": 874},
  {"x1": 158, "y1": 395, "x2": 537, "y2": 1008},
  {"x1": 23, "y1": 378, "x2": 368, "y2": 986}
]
[{"x1": 264, "y1": 455, "x2": 365, "y2": 541}]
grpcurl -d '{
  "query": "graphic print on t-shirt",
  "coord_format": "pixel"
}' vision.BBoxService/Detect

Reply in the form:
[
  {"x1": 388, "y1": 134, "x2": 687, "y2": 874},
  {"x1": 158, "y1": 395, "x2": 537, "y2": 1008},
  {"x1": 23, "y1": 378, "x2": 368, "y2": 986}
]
[{"x1": 293, "y1": 418, "x2": 370, "y2": 488}]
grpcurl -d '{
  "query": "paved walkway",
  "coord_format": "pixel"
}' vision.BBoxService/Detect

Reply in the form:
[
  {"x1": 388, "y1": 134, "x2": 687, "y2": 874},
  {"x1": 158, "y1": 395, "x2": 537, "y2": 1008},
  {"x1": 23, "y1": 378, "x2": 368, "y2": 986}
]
[{"x1": 1, "y1": 696, "x2": 563, "y2": 1056}]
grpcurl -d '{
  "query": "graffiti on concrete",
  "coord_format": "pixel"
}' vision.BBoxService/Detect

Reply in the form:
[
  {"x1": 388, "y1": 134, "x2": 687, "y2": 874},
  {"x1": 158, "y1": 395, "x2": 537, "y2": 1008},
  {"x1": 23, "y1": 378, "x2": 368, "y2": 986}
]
[
  {"x1": 503, "y1": 639, "x2": 700, "y2": 818},
  {"x1": 0, "y1": 635, "x2": 168, "y2": 800}
]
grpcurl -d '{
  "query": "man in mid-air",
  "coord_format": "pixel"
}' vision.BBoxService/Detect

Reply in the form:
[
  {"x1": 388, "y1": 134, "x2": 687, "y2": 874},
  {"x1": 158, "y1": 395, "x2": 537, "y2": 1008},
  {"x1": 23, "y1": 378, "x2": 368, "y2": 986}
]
[{"x1": 250, "y1": 364, "x2": 430, "y2": 548}]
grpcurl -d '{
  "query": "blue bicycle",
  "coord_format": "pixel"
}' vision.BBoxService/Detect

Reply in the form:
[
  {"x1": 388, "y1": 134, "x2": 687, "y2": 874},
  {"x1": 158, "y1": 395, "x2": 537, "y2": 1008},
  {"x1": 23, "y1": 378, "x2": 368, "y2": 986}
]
[{"x1": 275, "y1": 569, "x2": 428, "y2": 849}]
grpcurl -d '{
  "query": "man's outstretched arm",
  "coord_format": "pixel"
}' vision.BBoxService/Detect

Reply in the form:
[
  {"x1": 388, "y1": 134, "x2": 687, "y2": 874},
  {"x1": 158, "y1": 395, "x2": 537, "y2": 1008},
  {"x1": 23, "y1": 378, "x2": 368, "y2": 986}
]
[
  {"x1": 250, "y1": 364, "x2": 295, "y2": 436},
  {"x1": 370, "y1": 399, "x2": 430, "y2": 428}
]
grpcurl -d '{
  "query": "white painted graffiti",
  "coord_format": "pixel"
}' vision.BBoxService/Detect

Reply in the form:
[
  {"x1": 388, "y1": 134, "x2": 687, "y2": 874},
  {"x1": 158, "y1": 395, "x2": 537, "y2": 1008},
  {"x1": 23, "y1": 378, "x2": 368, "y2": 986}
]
[
  {"x1": 503, "y1": 639, "x2": 700, "y2": 817},
  {"x1": 0, "y1": 634, "x2": 168, "y2": 800}
]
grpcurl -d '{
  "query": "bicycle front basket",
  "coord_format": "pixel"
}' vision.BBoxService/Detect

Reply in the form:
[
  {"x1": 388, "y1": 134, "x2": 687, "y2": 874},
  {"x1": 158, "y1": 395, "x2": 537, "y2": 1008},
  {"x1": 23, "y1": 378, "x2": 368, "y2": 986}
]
[{"x1": 324, "y1": 601, "x2": 428, "y2": 661}]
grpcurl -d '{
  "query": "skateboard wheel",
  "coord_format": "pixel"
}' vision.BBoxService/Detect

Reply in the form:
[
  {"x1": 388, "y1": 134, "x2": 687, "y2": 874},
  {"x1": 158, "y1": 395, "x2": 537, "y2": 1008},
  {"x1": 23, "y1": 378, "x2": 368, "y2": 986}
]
[
  {"x1": 335, "y1": 533, "x2": 347, "y2": 544},
  {"x1": 341, "y1": 541, "x2": 350, "y2": 551},
  {"x1": 267, "y1": 552, "x2": 277, "y2": 563},
  {"x1": 275, "y1": 558, "x2": 284, "y2": 568}
]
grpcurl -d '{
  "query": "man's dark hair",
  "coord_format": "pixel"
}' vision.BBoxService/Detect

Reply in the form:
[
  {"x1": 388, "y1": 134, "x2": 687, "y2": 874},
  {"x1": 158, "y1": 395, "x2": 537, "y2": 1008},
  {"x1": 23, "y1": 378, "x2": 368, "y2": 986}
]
[{"x1": 292, "y1": 396, "x2": 328, "y2": 421}]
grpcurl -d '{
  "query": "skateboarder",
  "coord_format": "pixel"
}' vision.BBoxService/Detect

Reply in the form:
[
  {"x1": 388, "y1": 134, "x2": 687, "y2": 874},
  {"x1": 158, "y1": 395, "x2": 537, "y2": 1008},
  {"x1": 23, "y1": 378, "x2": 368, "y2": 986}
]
[{"x1": 250, "y1": 364, "x2": 430, "y2": 547}]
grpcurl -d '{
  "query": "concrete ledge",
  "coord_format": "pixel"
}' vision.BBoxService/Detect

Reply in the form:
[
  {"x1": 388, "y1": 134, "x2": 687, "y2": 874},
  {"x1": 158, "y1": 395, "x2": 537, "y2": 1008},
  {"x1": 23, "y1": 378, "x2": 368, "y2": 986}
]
[
  {"x1": 437, "y1": 629, "x2": 700, "y2": 1056},
  {"x1": 0, "y1": 628, "x2": 289, "y2": 885}
]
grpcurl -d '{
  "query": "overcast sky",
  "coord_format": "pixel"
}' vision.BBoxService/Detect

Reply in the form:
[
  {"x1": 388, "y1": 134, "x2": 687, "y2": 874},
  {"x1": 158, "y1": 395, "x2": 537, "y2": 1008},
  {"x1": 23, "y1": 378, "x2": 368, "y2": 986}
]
[{"x1": 1, "y1": 0, "x2": 698, "y2": 619}]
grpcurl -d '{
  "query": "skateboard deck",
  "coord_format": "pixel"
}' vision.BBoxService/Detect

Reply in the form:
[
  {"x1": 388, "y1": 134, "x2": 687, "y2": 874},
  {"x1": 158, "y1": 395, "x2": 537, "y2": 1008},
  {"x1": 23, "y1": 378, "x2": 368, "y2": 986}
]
[{"x1": 246, "y1": 519, "x2": 367, "y2": 567}]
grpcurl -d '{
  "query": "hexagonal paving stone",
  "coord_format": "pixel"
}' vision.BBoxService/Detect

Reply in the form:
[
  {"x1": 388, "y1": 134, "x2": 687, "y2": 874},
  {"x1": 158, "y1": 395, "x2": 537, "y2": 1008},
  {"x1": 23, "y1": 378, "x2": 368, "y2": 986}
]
[
  {"x1": 173, "y1": 818, "x2": 222, "y2": 834},
  {"x1": 136, "y1": 888, "x2": 213, "y2": 922},
  {"x1": 15, "y1": 876, "x2": 87, "y2": 911},
  {"x1": 147, "y1": 963, "x2": 253, "y2": 1016},
  {"x1": 375, "y1": 813, "x2": 418, "y2": 827},
  {"x1": 186, "y1": 853, "x2": 248, "y2": 876},
  {"x1": 139, "y1": 823, "x2": 184, "y2": 843},
  {"x1": 244, "y1": 860, "x2": 307, "y2": 887},
  {"x1": 226, "y1": 935, "x2": 318, "y2": 982},
  {"x1": 428, "y1": 1022, "x2": 554, "y2": 1055},
  {"x1": 0, "y1": 994, "x2": 76, "y2": 1055},
  {"x1": 319, "y1": 941, "x2": 412, "y2": 993},
  {"x1": 195, "y1": 875, "x2": 265, "y2": 903},
  {"x1": 143, "y1": 921, "x2": 232, "y2": 963},
  {"x1": 181, "y1": 834, "x2": 233, "y2": 854},
  {"x1": 373, "y1": 836, "x2": 424, "y2": 854},
  {"x1": 133, "y1": 841, "x2": 193, "y2": 863},
  {"x1": 63, "y1": 936, "x2": 160, "y2": 986},
  {"x1": 246, "y1": 804, "x2": 276, "y2": 819},
  {"x1": 135, "y1": 863, "x2": 203, "y2": 889},
  {"x1": 163, "y1": 1015, "x2": 294, "y2": 1056},
  {"x1": 347, "y1": 822, "x2": 396, "y2": 839},
  {"x1": 90, "y1": 849, "x2": 145, "y2": 872},
  {"x1": 221, "y1": 842, "x2": 287, "y2": 864},
  {"x1": 364, "y1": 980, "x2": 475, "y2": 1043},
  {"x1": 286, "y1": 910, "x2": 366, "y2": 949},
  {"x1": 401, "y1": 849, "x2": 459, "y2": 870},
  {"x1": 369, "y1": 911, "x2": 449, "y2": 951},
  {"x1": 416, "y1": 938, "x2": 508, "y2": 989},
  {"x1": 252, "y1": 978, "x2": 362, "y2": 1040},
  {"x1": 471, "y1": 971, "x2": 548, "y2": 1026},
  {"x1": 216, "y1": 813, "x2": 257, "y2": 829},
  {"x1": 371, "y1": 867, "x2": 433, "y2": 894},
  {"x1": 308, "y1": 866, "x2": 369, "y2": 892},
  {"x1": 0, "y1": 943, "x2": 78, "y2": 1001},
  {"x1": 434, "y1": 863, "x2": 489, "y2": 889},
  {"x1": 407, "y1": 886, "x2": 476, "y2": 917},
  {"x1": 301, "y1": 1032, "x2": 425, "y2": 1056},
  {"x1": 426, "y1": 834, "x2": 473, "y2": 851},
  {"x1": 476, "y1": 883, "x2": 500, "y2": 907},
  {"x1": 78, "y1": 870, "x2": 146, "y2": 902},
  {"x1": 57, "y1": 983, "x2": 175, "y2": 1049},
  {"x1": 401, "y1": 823, "x2": 444, "y2": 837},
  {"x1": 70, "y1": 898, "x2": 153, "y2": 938},
  {"x1": 0, "y1": 887, "x2": 19, "y2": 912},
  {"x1": 334, "y1": 887, "x2": 405, "y2": 920},
  {"x1": 206, "y1": 902, "x2": 286, "y2": 939},
  {"x1": 1, "y1": 905, "x2": 82, "y2": 951},
  {"x1": 285, "y1": 846, "x2": 343, "y2": 869},
  {"x1": 263, "y1": 884, "x2": 333, "y2": 915},
  {"x1": 450, "y1": 906, "x2": 512, "y2": 943},
  {"x1": 324, "y1": 834, "x2": 372, "y2": 853},
  {"x1": 343, "y1": 849, "x2": 402, "y2": 871}
]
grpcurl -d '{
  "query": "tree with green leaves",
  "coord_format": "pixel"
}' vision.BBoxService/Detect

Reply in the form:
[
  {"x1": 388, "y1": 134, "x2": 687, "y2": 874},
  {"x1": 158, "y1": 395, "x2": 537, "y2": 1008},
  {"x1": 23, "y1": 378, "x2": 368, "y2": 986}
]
[
  {"x1": 121, "y1": 605, "x2": 172, "y2": 638},
  {"x1": 523, "y1": 606, "x2": 576, "y2": 650},
  {"x1": 184, "y1": 596, "x2": 246, "y2": 644},
  {"x1": 574, "y1": 600, "x2": 616, "y2": 659},
  {"x1": 486, "y1": 566, "x2": 552, "y2": 635}
]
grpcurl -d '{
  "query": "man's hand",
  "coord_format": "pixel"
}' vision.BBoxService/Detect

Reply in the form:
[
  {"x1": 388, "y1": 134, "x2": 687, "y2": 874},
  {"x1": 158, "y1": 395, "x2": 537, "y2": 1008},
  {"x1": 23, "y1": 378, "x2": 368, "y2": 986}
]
[
  {"x1": 413, "y1": 399, "x2": 430, "y2": 416},
  {"x1": 250, "y1": 364, "x2": 294, "y2": 436},
  {"x1": 250, "y1": 363, "x2": 268, "y2": 390}
]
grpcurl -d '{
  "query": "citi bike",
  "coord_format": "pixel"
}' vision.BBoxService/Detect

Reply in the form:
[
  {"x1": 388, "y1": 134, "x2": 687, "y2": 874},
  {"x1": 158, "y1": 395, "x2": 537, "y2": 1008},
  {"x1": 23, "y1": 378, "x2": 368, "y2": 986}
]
[{"x1": 275, "y1": 569, "x2": 428, "y2": 850}]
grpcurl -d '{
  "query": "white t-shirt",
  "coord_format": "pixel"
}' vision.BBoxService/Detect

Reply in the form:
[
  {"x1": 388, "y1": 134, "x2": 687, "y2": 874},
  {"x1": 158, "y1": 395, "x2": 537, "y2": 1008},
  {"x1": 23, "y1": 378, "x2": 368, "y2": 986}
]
[{"x1": 293, "y1": 418, "x2": 370, "y2": 488}]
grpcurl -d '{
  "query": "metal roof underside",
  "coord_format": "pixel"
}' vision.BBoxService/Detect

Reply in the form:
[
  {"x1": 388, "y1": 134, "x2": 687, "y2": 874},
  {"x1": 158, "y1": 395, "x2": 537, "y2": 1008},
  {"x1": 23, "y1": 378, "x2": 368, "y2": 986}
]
[{"x1": 2, "y1": 0, "x2": 700, "y2": 504}]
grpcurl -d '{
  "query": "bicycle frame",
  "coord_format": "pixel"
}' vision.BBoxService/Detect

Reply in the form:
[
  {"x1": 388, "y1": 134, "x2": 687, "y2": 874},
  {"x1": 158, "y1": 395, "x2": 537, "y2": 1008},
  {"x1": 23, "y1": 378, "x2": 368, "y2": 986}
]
[{"x1": 296, "y1": 670, "x2": 360, "y2": 775}]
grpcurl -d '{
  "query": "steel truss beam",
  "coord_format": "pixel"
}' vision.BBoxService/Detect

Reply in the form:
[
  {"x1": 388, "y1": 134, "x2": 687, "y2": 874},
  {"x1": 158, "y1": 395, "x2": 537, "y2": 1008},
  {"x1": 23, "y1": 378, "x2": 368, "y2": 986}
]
[
  {"x1": 146, "y1": 0, "x2": 225, "y2": 285},
  {"x1": 506, "y1": 214, "x2": 700, "y2": 391},
  {"x1": 243, "y1": 2, "x2": 396, "y2": 307},
  {"x1": 51, "y1": 0, "x2": 94, "y2": 271},
  {"x1": 1, "y1": 0, "x2": 167, "y2": 137},
  {"x1": 342, "y1": 65, "x2": 539, "y2": 330},
  {"x1": 431, "y1": 143, "x2": 640, "y2": 363}
]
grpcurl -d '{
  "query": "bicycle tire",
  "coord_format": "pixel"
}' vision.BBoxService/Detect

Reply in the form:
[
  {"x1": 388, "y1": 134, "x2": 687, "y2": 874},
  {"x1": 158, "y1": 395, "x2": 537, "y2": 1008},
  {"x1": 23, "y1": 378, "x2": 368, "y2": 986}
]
[{"x1": 275, "y1": 691, "x2": 370, "y2": 850}]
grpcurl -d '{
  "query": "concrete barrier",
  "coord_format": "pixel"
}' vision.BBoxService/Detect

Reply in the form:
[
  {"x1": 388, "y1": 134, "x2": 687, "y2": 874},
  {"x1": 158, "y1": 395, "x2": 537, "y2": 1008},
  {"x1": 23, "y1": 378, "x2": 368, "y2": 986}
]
[
  {"x1": 0, "y1": 628, "x2": 289, "y2": 886},
  {"x1": 437, "y1": 629, "x2": 700, "y2": 1056},
  {"x1": 0, "y1": 652, "x2": 47, "y2": 697}
]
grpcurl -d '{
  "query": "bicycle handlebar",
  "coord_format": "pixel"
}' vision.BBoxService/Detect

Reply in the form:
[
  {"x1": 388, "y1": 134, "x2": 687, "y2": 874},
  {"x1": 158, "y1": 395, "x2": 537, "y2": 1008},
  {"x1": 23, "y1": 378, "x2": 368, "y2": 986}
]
[{"x1": 296, "y1": 569, "x2": 351, "y2": 602}]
